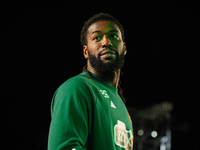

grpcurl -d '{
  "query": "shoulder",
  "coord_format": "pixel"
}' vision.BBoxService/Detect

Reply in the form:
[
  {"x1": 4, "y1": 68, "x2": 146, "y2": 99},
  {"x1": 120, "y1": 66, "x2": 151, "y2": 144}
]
[
  {"x1": 52, "y1": 72, "x2": 92, "y2": 105},
  {"x1": 51, "y1": 72, "x2": 94, "y2": 116},
  {"x1": 57, "y1": 72, "x2": 91, "y2": 93}
]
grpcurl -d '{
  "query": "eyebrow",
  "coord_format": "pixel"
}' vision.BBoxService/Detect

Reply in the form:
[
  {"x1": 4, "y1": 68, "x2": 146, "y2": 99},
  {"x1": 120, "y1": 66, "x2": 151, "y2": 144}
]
[{"x1": 92, "y1": 30, "x2": 119, "y2": 35}]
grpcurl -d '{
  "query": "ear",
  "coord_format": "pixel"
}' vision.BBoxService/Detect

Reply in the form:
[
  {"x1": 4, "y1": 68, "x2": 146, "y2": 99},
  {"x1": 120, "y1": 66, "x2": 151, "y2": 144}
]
[
  {"x1": 123, "y1": 42, "x2": 127, "y2": 55},
  {"x1": 83, "y1": 45, "x2": 88, "y2": 59}
]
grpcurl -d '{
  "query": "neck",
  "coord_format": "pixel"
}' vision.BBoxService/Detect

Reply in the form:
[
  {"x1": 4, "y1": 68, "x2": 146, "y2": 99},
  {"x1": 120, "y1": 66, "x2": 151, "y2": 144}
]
[{"x1": 87, "y1": 64, "x2": 121, "y2": 88}]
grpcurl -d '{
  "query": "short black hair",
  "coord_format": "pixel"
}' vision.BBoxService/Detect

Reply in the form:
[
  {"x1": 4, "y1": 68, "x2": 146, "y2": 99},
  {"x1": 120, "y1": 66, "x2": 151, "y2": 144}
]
[{"x1": 80, "y1": 13, "x2": 125, "y2": 46}]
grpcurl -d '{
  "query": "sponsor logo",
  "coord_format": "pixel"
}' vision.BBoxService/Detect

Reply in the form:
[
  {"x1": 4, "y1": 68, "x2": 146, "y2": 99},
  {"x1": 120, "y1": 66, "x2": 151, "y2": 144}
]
[
  {"x1": 111, "y1": 101, "x2": 116, "y2": 108},
  {"x1": 100, "y1": 90, "x2": 110, "y2": 98}
]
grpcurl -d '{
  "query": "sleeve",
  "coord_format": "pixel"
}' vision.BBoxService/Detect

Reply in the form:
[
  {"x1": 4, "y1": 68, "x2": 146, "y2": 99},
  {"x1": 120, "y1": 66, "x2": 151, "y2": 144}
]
[{"x1": 48, "y1": 79, "x2": 93, "y2": 150}]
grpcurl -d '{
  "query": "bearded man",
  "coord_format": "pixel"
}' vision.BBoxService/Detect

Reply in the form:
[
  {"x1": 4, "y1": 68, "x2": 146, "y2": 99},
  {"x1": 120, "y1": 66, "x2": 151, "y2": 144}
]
[{"x1": 48, "y1": 13, "x2": 134, "y2": 150}]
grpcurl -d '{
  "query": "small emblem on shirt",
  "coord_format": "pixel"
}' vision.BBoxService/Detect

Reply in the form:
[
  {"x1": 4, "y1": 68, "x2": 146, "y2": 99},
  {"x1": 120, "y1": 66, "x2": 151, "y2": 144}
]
[
  {"x1": 100, "y1": 90, "x2": 109, "y2": 98},
  {"x1": 111, "y1": 101, "x2": 116, "y2": 108},
  {"x1": 114, "y1": 120, "x2": 133, "y2": 149}
]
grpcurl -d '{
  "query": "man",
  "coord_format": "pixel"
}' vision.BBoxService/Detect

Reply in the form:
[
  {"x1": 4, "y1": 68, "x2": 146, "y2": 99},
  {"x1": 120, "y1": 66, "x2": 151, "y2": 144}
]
[{"x1": 48, "y1": 13, "x2": 134, "y2": 150}]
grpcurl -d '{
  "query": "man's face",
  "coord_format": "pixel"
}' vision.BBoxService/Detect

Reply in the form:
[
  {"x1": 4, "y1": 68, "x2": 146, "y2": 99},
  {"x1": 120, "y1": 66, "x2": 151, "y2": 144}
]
[{"x1": 84, "y1": 21, "x2": 126, "y2": 73}]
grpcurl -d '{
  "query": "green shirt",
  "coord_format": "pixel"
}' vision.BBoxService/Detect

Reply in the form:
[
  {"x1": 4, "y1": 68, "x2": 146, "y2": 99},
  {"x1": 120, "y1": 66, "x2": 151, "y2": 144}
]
[{"x1": 48, "y1": 71, "x2": 134, "y2": 150}]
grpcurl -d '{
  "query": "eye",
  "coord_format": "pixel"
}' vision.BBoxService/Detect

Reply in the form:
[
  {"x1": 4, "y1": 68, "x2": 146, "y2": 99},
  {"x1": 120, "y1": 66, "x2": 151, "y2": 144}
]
[
  {"x1": 111, "y1": 34, "x2": 118, "y2": 39},
  {"x1": 94, "y1": 36, "x2": 102, "y2": 41}
]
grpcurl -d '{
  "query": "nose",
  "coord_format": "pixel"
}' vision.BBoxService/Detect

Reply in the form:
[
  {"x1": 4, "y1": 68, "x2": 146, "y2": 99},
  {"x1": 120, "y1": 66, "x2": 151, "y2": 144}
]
[{"x1": 101, "y1": 35, "x2": 113, "y2": 48}]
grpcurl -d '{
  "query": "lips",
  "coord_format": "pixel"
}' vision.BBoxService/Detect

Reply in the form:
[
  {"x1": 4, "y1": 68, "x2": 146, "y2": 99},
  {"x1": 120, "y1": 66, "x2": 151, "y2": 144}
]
[{"x1": 100, "y1": 50, "x2": 116, "y2": 56}]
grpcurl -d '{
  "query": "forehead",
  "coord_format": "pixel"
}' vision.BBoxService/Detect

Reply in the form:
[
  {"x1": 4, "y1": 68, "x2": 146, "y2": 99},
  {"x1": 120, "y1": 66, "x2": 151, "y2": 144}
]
[{"x1": 87, "y1": 21, "x2": 121, "y2": 35}]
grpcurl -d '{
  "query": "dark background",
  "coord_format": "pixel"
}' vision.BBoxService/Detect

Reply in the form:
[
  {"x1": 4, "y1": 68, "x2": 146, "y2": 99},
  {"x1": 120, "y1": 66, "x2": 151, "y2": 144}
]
[{"x1": 2, "y1": 1, "x2": 199, "y2": 149}]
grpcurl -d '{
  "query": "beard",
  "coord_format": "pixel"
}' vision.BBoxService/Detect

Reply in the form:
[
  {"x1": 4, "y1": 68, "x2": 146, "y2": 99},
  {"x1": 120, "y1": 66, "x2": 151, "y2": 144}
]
[{"x1": 88, "y1": 49, "x2": 125, "y2": 73}]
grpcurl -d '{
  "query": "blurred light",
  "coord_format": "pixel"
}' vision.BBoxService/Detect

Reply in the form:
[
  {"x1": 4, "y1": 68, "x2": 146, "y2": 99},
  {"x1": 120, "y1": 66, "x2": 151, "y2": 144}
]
[
  {"x1": 161, "y1": 136, "x2": 168, "y2": 143},
  {"x1": 151, "y1": 131, "x2": 157, "y2": 138},
  {"x1": 160, "y1": 143, "x2": 166, "y2": 150},
  {"x1": 137, "y1": 129, "x2": 144, "y2": 136}
]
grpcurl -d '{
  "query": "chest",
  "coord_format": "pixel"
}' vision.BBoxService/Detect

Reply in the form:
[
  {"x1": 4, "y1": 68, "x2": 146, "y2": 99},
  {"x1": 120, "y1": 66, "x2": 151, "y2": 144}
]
[{"x1": 93, "y1": 88, "x2": 132, "y2": 129}]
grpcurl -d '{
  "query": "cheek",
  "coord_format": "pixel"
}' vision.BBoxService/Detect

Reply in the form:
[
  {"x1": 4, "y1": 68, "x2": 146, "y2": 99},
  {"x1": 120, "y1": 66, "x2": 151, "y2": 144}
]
[
  {"x1": 87, "y1": 42, "x2": 101, "y2": 53},
  {"x1": 116, "y1": 42, "x2": 124, "y2": 53},
  {"x1": 87, "y1": 46, "x2": 98, "y2": 58}
]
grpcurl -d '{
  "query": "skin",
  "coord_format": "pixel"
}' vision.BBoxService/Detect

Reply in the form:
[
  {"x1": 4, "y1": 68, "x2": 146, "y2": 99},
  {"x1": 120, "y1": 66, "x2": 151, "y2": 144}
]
[{"x1": 83, "y1": 21, "x2": 127, "y2": 88}]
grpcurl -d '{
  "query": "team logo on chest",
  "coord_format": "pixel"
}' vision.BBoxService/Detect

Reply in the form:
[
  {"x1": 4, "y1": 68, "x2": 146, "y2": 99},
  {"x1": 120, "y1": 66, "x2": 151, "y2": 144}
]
[{"x1": 114, "y1": 120, "x2": 133, "y2": 149}]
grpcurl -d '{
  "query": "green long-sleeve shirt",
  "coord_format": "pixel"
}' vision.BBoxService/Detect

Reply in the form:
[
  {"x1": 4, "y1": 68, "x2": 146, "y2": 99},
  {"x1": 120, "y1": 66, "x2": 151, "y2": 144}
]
[{"x1": 48, "y1": 71, "x2": 134, "y2": 150}]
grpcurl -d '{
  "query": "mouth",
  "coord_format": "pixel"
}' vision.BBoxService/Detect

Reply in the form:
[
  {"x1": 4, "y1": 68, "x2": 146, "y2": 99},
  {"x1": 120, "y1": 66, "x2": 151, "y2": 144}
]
[
  {"x1": 101, "y1": 52, "x2": 116, "y2": 56},
  {"x1": 100, "y1": 50, "x2": 116, "y2": 56},
  {"x1": 99, "y1": 50, "x2": 117, "y2": 61}
]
